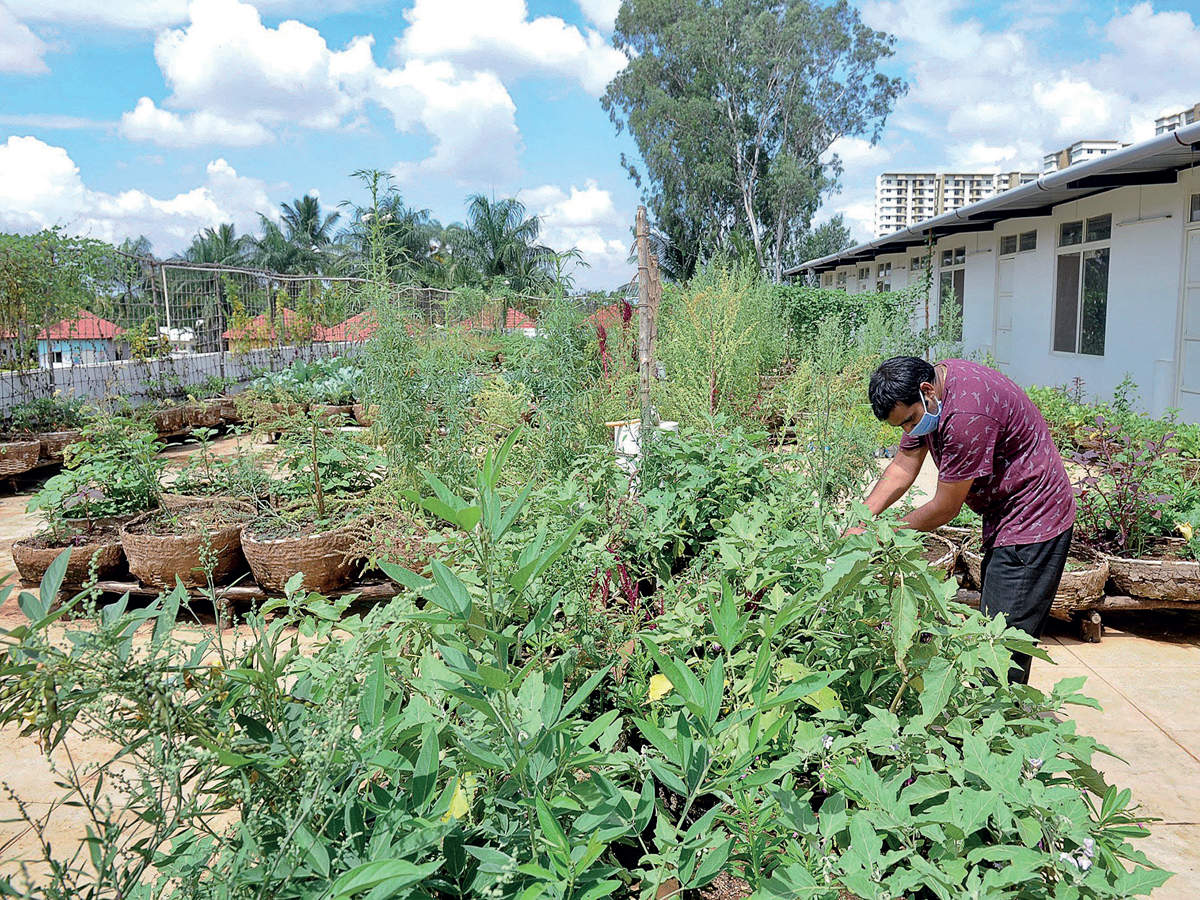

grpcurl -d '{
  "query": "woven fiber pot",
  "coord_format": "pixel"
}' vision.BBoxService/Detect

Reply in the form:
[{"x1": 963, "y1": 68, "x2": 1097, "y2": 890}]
[
  {"x1": 241, "y1": 519, "x2": 359, "y2": 593},
  {"x1": 11, "y1": 530, "x2": 125, "y2": 587},
  {"x1": 36, "y1": 429, "x2": 82, "y2": 461},
  {"x1": 924, "y1": 533, "x2": 957, "y2": 577},
  {"x1": 188, "y1": 399, "x2": 223, "y2": 429},
  {"x1": 1106, "y1": 539, "x2": 1200, "y2": 601},
  {"x1": 352, "y1": 403, "x2": 377, "y2": 427},
  {"x1": 149, "y1": 405, "x2": 189, "y2": 434},
  {"x1": 217, "y1": 396, "x2": 241, "y2": 423},
  {"x1": 314, "y1": 404, "x2": 355, "y2": 424},
  {"x1": 963, "y1": 546, "x2": 1108, "y2": 612},
  {"x1": 121, "y1": 501, "x2": 253, "y2": 589},
  {"x1": 0, "y1": 439, "x2": 41, "y2": 476}
]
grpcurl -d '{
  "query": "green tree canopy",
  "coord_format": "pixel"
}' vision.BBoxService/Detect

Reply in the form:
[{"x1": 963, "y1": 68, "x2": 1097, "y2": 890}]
[{"x1": 603, "y1": 0, "x2": 904, "y2": 281}]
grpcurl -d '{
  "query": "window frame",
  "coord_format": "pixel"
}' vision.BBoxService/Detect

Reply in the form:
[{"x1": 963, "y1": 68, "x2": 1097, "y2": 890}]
[
  {"x1": 1190, "y1": 193, "x2": 1200, "y2": 224},
  {"x1": 1052, "y1": 216, "x2": 1112, "y2": 357},
  {"x1": 937, "y1": 245, "x2": 967, "y2": 340}
]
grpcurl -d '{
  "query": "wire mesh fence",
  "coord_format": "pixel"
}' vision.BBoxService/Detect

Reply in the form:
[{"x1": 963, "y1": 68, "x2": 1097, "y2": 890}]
[{"x1": 0, "y1": 244, "x2": 618, "y2": 415}]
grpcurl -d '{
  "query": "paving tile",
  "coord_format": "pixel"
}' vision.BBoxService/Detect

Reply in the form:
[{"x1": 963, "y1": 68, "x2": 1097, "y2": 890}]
[
  {"x1": 1064, "y1": 633, "x2": 1200, "y2": 669},
  {"x1": 1030, "y1": 665, "x2": 1162, "y2": 736},
  {"x1": 1146, "y1": 825, "x2": 1200, "y2": 899},
  {"x1": 1109, "y1": 677, "x2": 1200, "y2": 739},
  {"x1": 1085, "y1": 729, "x2": 1200, "y2": 823}
]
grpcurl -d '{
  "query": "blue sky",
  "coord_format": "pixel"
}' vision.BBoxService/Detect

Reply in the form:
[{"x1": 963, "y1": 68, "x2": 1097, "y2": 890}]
[{"x1": 1, "y1": 0, "x2": 1199, "y2": 288}]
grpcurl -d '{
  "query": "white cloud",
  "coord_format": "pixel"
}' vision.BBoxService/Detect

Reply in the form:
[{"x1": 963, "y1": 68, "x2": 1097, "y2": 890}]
[
  {"x1": 576, "y1": 0, "x2": 621, "y2": 32},
  {"x1": 0, "y1": 3, "x2": 49, "y2": 74},
  {"x1": 120, "y1": 97, "x2": 273, "y2": 147},
  {"x1": 397, "y1": 0, "x2": 625, "y2": 96},
  {"x1": 377, "y1": 60, "x2": 521, "y2": 182},
  {"x1": 118, "y1": 0, "x2": 523, "y2": 183},
  {"x1": 524, "y1": 180, "x2": 632, "y2": 288},
  {"x1": 0, "y1": 135, "x2": 272, "y2": 250},
  {"x1": 0, "y1": 113, "x2": 108, "y2": 130}
]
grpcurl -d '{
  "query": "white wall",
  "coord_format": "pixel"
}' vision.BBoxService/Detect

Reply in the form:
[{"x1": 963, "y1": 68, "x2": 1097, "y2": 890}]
[{"x1": 978, "y1": 181, "x2": 1186, "y2": 416}]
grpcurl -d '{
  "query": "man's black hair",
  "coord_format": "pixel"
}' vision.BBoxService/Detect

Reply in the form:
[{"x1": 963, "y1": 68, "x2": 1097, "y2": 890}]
[{"x1": 869, "y1": 356, "x2": 936, "y2": 421}]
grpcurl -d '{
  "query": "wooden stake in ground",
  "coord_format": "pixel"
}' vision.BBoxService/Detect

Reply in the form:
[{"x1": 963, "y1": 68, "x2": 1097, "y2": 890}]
[{"x1": 636, "y1": 205, "x2": 653, "y2": 436}]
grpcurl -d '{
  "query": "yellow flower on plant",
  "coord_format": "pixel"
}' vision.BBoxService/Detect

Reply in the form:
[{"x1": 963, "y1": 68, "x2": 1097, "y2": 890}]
[
  {"x1": 648, "y1": 673, "x2": 673, "y2": 702},
  {"x1": 1179, "y1": 522, "x2": 1194, "y2": 541}
]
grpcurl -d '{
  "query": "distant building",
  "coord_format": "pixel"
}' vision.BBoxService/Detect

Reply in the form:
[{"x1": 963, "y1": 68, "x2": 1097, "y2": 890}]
[
  {"x1": 38, "y1": 310, "x2": 124, "y2": 368},
  {"x1": 459, "y1": 306, "x2": 538, "y2": 337},
  {"x1": 221, "y1": 307, "x2": 314, "y2": 349},
  {"x1": 874, "y1": 172, "x2": 1037, "y2": 236},
  {"x1": 316, "y1": 310, "x2": 379, "y2": 343},
  {"x1": 159, "y1": 326, "x2": 196, "y2": 353},
  {"x1": 1042, "y1": 140, "x2": 1125, "y2": 174},
  {"x1": 1156, "y1": 102, "x2": 1200, "y2": 135}
]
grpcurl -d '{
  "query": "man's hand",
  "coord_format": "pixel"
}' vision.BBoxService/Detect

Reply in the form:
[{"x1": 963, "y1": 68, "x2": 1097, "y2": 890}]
[{"x1": 843, "y1": 525, "x2": 867, "y2": 537}]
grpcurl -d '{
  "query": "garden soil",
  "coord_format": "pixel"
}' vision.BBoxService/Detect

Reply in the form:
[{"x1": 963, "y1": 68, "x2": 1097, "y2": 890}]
[{"x1": 0, "y1": 444, "x2": 1196, "y2": 893}]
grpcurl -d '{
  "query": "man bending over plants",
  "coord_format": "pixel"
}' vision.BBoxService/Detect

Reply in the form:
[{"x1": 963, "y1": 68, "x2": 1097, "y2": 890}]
[{"x1": 859, "y1": 356, "x2": 1076, "y2": 683}]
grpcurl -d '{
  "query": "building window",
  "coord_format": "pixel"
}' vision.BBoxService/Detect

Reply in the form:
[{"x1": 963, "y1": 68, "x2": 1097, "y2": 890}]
[
  {"x1": 877, "y1": 262, "x2": 891, "y2": 278},
  {"x1": 876, "y1": 280, "x2": 891, "y2": 293},
  {"x1": 939, "y1": 246, "x2": 966, "y2": 339},
  {"x1": 1060, "y1": 214, "x2": 1109, "y2": 248},
  {"x1": 910, "y1": 254, "x2": 928, "y2": 272},
  {"x1": 836, "y1": 271, "x2": 847, "y2": 288},
  {"x1": 51, "y1": 350, "x2": 63, "y2": 365},
  {"x1": 1019, "y1": 229, "x2": 1037, "y2": 252},
  {"x1": 1190, "y1": 193, "x2": 1200, "y2": 224},
  {"x1": 822, "y1": 273, "x2": 833, "y2": 287},
  {"x1": 1053, "y1": 218, "x2": 1110, "y2": 356},
  {"x1": 857, "y1": 267, "x2": 871, "y2": 281},
  {"x1": 999, "y1": 235, "x2": 1018, "y2": 256}
]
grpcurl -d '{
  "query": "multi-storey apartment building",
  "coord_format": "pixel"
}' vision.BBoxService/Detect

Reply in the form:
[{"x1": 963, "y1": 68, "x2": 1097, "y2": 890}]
[
  {"x1": 1156, "y1": 102, "x2": 1200, "y2": 135},
  {"x1": 1041, "y1": 140, "x2": 1125, "y2": 173},
  {"x1": 874, "y1": 171, "x2": 1037, "y2": 236}
]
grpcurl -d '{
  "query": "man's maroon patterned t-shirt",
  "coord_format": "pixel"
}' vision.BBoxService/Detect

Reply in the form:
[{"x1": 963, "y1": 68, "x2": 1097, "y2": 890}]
[{"x1": 899, "y1": 359, "x2": 1075, "y2": 548}]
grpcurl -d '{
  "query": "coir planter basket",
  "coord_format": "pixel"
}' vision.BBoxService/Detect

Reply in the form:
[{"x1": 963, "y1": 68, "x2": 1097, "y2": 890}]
[
  {"x1": 36, "y1": 429, "x2": 83, "y2": 461},
  {"x1": 241, "y1": 518, "x2": 360, "y2": 593},
  {"x1": 1106, "y1": 538, "x2": 1200, "y2": 601},
  {"x1": 963, "y1": 543, "x2": 1109, "y2": 613},
  {"x1": 11, "y1": 528, "x2": 125, "y2": 587},
  {"x1": 0, "y1": 439, "x2": 41, "y2": 476},
  {"x1": 121, "y1": 500, "x2": 253, "y2": 589}
]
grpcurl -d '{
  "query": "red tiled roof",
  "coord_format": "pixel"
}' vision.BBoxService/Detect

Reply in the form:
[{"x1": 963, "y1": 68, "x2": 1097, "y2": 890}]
[
  {"x1": 586, "y1": 301, "x2": 631, "y2": 331},
  {"x1": 222, "y1": 307, "x2": 309, "y2": 341},
  {"x1": 460, "y1": 307, "x2": 536, "y2": 331},
  {"x1": 315, "y1": 309, "x2": 378, "y2": 342},
  {"x1": 38, "y1": 310, "x2": 124, "y2": 341}
]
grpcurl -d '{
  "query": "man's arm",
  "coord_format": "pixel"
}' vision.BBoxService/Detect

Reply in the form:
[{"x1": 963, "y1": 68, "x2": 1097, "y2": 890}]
[
  {"x1": 864, "y1": 446, "x2": 927, "y2": 516},
  {"x1": 902, "y1": 477, "x2": 973, "y2": 531}
]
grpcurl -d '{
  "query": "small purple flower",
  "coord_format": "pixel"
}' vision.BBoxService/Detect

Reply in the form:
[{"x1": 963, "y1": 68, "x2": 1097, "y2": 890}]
[{"x1": 822, "y1": 734, "x2": 833, "y2": 750}]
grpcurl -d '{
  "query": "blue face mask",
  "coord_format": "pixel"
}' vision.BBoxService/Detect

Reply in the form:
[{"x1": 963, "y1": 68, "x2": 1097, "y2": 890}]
[{"x1": 909, "y1": 390, "x2": 941, "y2": 437}]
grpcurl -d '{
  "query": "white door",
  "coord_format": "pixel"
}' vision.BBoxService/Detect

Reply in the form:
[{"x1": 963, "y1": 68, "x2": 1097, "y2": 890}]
[
  {"x1": 1176, "y1": 219, "x2": 1200, "y2": 419},
  {"x1": 993, "y1": 257, "x2": 1014, "y2": 368}
]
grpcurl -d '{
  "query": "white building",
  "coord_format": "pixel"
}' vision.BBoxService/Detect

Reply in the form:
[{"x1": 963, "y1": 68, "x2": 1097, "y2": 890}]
[
  {"x1": 1157, "y1": 103, "x2": 1200, "y2": 135},
  {"x1": 1042, "y1": 140, "x2": 1125, "y2": 174},
  {"x1": 795, "y1": 122, "x2": 1200, "y2": 421},
  {"x1": 875, "y1": 172, "x2": 1036, "y2": 236}
]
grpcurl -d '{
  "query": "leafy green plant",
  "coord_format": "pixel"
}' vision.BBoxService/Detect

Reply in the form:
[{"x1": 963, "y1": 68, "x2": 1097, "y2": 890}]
[
  {"x1": 27, "y1": 416, "x2": 164, "y2": 531},
  {"x1": 6, "y1": 395, "x2": 90, "y2": 433}
]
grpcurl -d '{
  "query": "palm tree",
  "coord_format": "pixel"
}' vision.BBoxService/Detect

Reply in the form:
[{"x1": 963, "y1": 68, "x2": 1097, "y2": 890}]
[
  {"x1": 185, "y1": 223, "x2": 248, "y2": 266},
  {"x1": 462, "y1": 194, "x2": 557, "y2": 293},
  {"x1": 279, "y1": 194, "x2": 341, "y2": 274}
]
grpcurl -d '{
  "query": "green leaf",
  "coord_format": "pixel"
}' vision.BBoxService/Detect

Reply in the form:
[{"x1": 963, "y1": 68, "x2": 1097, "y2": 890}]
[
  {"x1": 328, "y1": 859, "x2": 441, "y2": 898},
  {"x1": 40, "y1": 548, "x2": 71, "y2": 614},
  {"x1": 412, "y1": 724, "x2": 439, "y2": 811},
  {"x1": 293, "y1": 823, "x2": 330, "y2": 878},
  {"x1": 429, "y1": 560, "x2": 472, "y2": 618},
  {"x1": 535, "y1": 796, "x2": 569, "y2": 853},
  {"x1": 151, "y1": 584, "x2": 183, "y2": 650},
  {"x1": 560, "y1": 665, "x2": 610, "y2": 722},
  {"x1": 359, "y1": 653, "x2": 385, "y2": 726}
]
